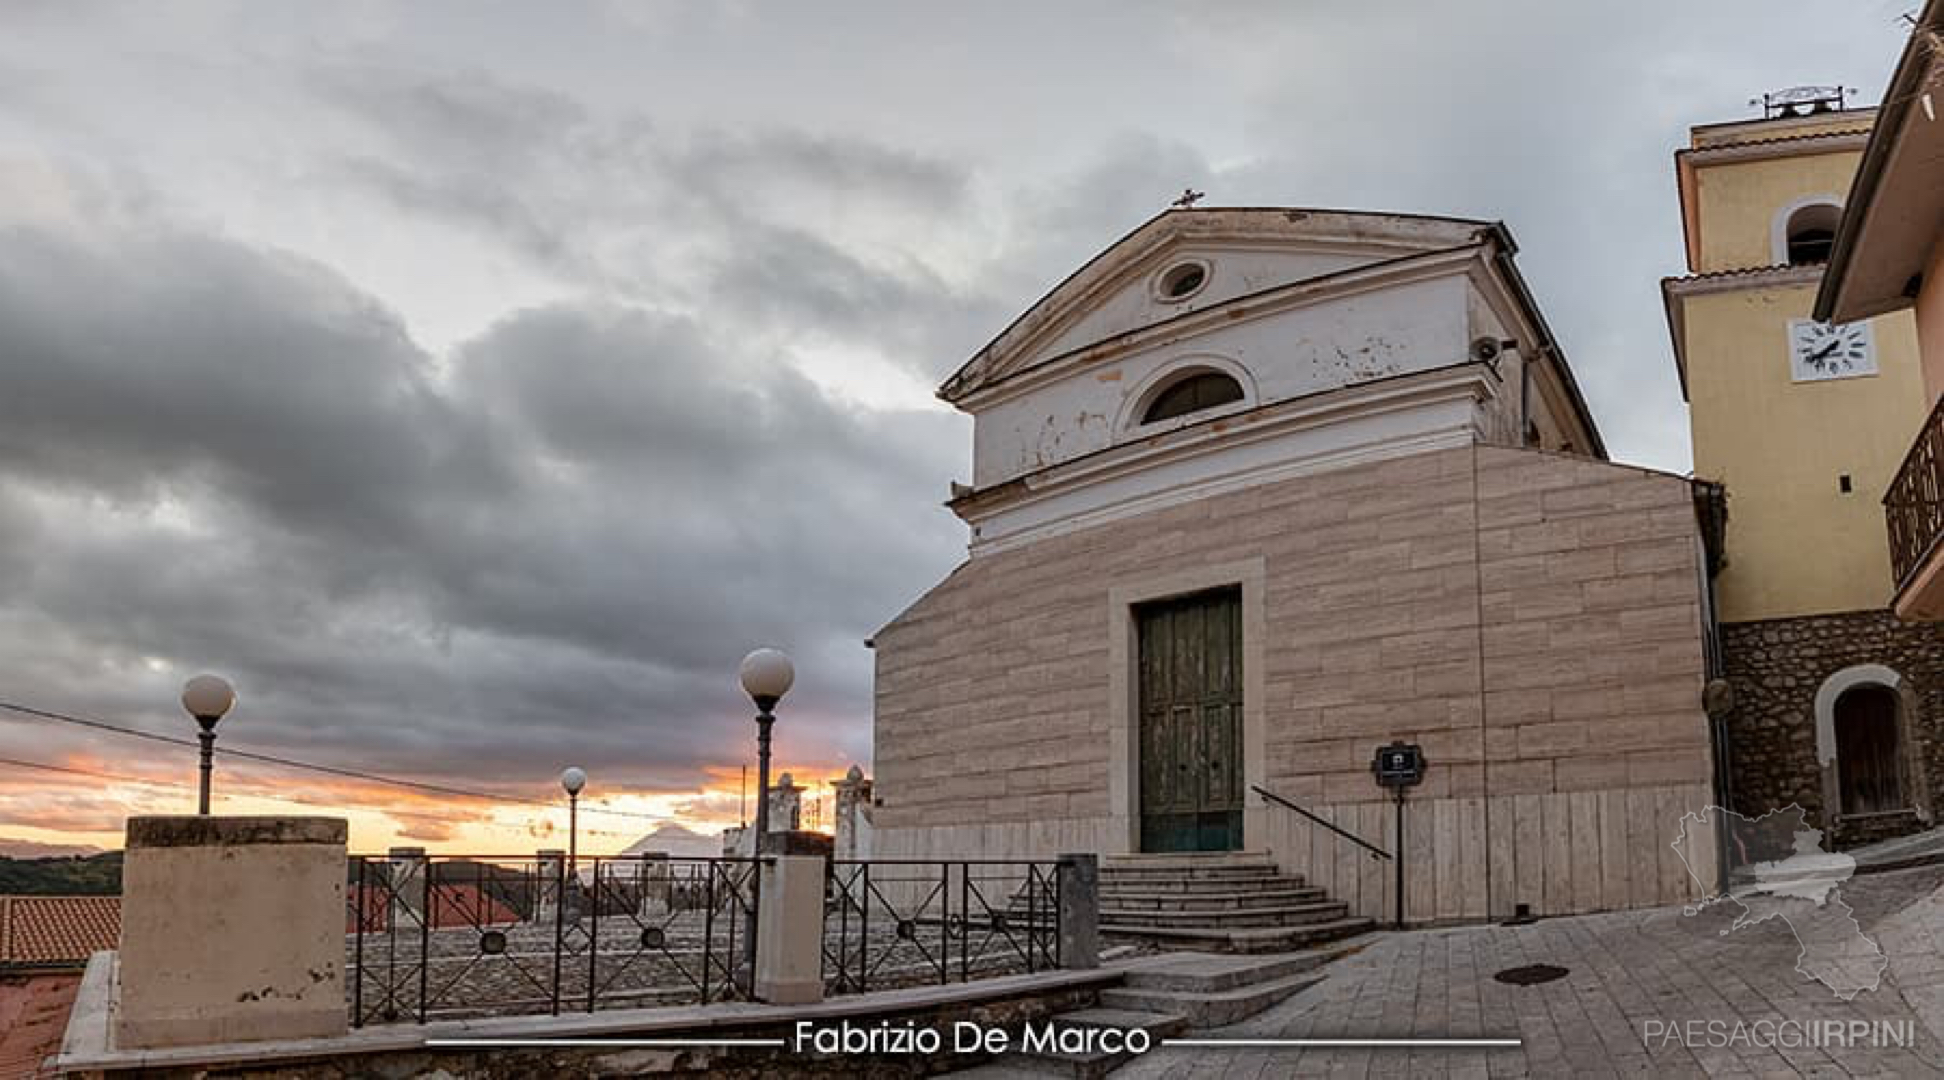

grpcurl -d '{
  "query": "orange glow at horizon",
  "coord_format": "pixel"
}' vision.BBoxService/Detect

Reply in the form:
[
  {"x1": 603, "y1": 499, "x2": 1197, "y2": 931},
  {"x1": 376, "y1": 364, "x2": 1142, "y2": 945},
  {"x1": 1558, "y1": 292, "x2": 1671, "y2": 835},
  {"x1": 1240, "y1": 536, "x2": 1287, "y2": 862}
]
[{"x1": 0, "y1": 749, "x2": 860, "y2": 856}]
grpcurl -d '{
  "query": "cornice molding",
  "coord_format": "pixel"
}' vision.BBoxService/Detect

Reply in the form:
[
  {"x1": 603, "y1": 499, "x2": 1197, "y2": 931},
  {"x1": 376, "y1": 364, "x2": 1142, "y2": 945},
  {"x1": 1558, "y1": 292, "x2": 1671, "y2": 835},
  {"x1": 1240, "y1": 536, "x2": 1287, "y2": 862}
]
[{"x1": 956, "y1": 365, "x2": 1500, "y2": 555}]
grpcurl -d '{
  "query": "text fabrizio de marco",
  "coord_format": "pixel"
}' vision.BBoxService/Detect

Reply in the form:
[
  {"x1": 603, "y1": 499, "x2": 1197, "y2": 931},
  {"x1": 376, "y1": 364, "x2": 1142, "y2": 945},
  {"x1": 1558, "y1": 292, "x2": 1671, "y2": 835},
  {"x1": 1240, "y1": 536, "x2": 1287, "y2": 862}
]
[{"x1": 792, "y1": 1019, "x2": 1152, "y2": 1057}]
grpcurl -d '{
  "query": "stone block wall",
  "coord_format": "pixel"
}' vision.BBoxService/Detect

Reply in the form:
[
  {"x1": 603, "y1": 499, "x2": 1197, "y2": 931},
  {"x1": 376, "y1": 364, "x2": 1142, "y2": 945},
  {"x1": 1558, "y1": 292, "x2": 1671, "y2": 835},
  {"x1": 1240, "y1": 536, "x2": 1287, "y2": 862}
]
[
  {"x1": 1718, "y1": 609, "x2": 1944, "y2": 845},
  {"x1": 873, "y1": 442, "x2": 1719, "y2": 920}
]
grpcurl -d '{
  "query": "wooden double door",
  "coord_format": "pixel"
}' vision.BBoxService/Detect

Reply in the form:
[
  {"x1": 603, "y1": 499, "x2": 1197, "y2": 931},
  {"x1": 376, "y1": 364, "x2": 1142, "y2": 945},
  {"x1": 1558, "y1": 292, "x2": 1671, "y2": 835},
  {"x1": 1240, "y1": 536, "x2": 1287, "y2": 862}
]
[{"x1": 1137, "y1": 587, "x2": 1243, "y2": 853}]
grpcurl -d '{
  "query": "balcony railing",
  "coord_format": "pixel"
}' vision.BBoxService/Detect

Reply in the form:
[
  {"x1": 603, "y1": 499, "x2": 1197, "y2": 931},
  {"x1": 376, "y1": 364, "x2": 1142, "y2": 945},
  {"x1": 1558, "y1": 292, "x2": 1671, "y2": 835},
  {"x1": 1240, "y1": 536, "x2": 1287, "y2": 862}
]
[{"x1": 1885, "y1": 395, "x2": 1944, "y2": 590}]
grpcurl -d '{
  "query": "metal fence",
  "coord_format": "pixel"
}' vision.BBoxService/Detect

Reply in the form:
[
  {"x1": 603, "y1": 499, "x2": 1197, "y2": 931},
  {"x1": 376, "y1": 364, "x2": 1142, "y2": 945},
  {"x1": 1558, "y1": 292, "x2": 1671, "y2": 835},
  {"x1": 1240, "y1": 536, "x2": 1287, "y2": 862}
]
[
  {"x1": 346, "y1": 854, "x2": 763, "y2": 1026},
  {"x1": 821, "y1": 859, "x2": 1062, "y2": 996},
  {"x1": 1887, "y1": 394, "x2": 1944, "y2": 590}
]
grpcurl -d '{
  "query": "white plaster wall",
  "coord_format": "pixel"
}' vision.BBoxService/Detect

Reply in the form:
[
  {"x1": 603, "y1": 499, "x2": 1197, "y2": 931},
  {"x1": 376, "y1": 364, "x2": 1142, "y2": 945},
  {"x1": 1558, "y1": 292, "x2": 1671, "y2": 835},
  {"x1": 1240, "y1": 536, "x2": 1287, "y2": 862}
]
[
  {"x1": 967, "y1": 391, "x2": 1484, "y2": 554},
  {"x1": 1032, "y1": 248, "x2": 1380, "y2": 364},
  {"x1": 971, "y1": 274, "x2": 1469, "y2": 487}
]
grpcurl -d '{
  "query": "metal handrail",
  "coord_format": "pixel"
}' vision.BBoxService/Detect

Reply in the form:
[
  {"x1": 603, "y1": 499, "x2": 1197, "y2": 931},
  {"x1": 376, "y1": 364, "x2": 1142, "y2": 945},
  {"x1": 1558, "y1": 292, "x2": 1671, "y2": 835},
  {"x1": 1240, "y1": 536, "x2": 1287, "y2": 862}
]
[{"x1": 1251, "y1": 784, "x2": 1392, "y2": 861}]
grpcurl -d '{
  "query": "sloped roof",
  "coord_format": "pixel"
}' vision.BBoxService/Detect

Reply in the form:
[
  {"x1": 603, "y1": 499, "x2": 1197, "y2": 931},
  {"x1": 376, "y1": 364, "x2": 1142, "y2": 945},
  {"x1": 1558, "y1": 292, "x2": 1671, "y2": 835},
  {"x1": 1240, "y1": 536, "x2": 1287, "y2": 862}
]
[
  {"x1": 0, "y1": 896, "x2": 120, "y2": 966},
  {"x1": 938, "y1": 206, "x2": 1497, "y2": 404}
]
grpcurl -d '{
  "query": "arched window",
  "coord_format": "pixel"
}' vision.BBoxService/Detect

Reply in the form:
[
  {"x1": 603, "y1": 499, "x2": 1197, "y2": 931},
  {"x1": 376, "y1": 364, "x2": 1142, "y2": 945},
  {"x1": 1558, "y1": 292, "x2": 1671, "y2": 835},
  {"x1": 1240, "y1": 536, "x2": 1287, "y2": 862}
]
[
  {"x1": 1782, "y1": 202, "x2": 1841, "y2": 266},
  {"x1": 1834, "y1": 684, "x2": 1903, "y2": 814},
  {"x1": 1142, "y1": 371, "x2": 1245, "y2": 424}
]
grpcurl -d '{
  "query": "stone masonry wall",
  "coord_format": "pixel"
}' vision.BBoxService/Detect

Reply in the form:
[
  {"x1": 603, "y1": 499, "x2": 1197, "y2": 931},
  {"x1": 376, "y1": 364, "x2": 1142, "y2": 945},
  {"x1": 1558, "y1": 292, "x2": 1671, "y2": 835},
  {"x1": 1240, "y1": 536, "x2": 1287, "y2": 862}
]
[
  {"x1": 872, "y1": 442, "x2": 1718, "y2": 921},
  {"x1": 1719, "y1": 610, "x2": 1944, "y2": 845}
]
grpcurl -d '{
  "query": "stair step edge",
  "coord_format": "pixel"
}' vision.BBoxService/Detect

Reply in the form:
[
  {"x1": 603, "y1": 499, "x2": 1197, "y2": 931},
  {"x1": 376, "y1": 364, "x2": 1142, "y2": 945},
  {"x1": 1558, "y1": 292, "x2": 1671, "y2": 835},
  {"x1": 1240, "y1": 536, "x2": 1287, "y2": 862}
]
[
  {"x1": 1099, "y1": 971, "x2": 1327, "y2": 1027},
  {"x1": 1123, "y1": 954, "x2": 1334, "y2": 992}
]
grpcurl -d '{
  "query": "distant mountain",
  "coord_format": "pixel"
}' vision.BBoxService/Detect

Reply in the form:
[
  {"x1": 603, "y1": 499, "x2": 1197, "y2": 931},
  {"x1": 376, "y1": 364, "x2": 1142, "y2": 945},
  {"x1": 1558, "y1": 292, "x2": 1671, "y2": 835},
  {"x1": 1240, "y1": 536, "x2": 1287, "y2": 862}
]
[
  {"x1": 0, "y1": 851, "x2": 123, "y2": 895},
  {"x1": 0, "y1": 839, "x2": 104, "y2": 859},
  {"x1": 618, "y1": 823, "x2": 720, "y2": 860}
]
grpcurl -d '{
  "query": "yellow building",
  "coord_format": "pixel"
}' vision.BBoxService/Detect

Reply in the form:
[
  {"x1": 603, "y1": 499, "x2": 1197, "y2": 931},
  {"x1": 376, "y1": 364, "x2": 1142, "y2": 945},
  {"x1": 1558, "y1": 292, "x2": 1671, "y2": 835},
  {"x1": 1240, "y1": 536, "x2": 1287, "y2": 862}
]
[
  {"x1": 1664, "y1": 90, "x2": 1938, "y2": 846},
  {"x1": 1665, "y1": 101, "x2": 1927, "y2": 622}
]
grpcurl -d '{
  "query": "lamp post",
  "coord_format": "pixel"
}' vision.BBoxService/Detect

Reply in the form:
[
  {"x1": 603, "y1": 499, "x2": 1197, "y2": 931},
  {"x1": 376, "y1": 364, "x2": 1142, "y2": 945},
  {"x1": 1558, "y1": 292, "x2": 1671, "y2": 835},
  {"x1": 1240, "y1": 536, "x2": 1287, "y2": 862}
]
[
  {"x1": 553, "y1": 765, "x2": 586, "y2": 1012},
  {"x1": 560, "y1": 767, "x2": 586, "y2": 875},
  {"x1": 179, "y1": 674, "x2": 236, "y2": 815},
  {"x1": 737, "y1": 647, "x2": 794, "y2": 991}
]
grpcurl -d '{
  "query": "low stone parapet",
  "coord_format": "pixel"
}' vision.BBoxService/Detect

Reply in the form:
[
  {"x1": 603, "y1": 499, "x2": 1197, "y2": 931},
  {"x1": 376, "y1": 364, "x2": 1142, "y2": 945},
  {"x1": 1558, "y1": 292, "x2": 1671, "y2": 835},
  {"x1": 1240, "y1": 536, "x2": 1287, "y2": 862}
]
[{"x1": 115, "y1": 815, "x2": 348, "y2": 1050}]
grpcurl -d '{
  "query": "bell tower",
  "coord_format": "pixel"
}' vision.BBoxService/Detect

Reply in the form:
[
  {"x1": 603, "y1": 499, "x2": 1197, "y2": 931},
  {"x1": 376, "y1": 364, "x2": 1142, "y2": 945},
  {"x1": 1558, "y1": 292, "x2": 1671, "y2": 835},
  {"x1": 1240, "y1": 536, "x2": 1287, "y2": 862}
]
[{"x1": 1664, "y1": 87, "x2": 1926, "y2": 622}]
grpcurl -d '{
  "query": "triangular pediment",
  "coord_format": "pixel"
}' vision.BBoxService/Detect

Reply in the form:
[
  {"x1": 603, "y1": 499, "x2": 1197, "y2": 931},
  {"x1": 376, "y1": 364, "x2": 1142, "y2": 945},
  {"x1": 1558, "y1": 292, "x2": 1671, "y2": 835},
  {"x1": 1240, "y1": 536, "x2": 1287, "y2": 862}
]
[{"x1": 939, "y1": 207, "x2": 1495, "y2": 404}]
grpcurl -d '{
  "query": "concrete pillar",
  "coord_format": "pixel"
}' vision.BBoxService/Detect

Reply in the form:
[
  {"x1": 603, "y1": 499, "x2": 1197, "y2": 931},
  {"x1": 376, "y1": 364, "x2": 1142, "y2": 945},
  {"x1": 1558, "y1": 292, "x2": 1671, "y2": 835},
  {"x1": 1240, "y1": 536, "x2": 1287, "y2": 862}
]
[
  {"x1": 1056, "y1": 852, "x2": 1099, "y2": 970},
  {"x1": 831, "y1": 765, "x2": 874, "y2": 861},
  {"x1": 636, "y1": 852, "x2": 670, "y2": 919},
  {"x1": 386, "y1": 845, "x2": 427, "y2": 929},
  {"x1": 768, "y1": 773, "x2": 803, "y2": 838},
  {"x1": 754, "y1": 855, "x2": 825, "y2": 1004},
  {"x1": 535, "y1": 849, "x2": 565, "y2": 926},
  {"x1": 116, "y1": 816, "x2": 347, "y2": 1049}
]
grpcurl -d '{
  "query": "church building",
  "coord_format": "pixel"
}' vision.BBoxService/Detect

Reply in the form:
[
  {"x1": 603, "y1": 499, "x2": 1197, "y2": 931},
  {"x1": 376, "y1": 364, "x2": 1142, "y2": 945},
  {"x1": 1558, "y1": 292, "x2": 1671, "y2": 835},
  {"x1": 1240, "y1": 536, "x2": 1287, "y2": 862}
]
[{"x1": 872, "y1": 207, "x2": 1721, "y2": 925}]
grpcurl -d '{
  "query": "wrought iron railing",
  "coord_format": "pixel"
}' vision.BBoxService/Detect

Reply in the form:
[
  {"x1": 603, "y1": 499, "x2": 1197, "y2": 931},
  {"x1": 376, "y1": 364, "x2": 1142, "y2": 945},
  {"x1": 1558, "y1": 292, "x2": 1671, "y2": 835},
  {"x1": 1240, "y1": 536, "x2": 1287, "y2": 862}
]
[
  {"x1": 346, "y1": 854, "x2": 763, "y2": 1026},
  {"x1": 821, "y1": 859, "x2": 1062, "y2": 996},
  {"x1": 1252, "y1": 784, "x2": 1392, "y2": 860},
  {"x1": 1887, "y1": 396, "x2": 1944, "y2": 591}
]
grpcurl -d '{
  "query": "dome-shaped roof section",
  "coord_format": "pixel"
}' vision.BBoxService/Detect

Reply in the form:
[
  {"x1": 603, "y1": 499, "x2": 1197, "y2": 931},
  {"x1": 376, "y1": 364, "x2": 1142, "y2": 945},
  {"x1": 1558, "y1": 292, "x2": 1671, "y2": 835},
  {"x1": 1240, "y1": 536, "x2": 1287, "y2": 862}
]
[{"x1": 938, "y1": 207, "x2": 1496, "y2": 405}]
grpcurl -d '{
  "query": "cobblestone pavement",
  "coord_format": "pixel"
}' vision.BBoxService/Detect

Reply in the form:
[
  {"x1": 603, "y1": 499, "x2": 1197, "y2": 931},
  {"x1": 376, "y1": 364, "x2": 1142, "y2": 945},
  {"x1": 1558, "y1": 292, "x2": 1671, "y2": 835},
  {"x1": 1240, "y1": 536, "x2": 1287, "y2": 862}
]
[{"x1": 1112, "y1": 863, "x2": 1944, "y2": 1079}]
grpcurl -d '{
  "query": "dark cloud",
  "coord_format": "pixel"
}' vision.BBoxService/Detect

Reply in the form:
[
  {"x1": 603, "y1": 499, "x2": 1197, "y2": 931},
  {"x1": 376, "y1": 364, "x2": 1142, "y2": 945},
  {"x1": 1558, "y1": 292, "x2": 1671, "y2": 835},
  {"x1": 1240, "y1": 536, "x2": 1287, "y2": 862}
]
[
  {"x1": 0, "y1": 215, "x2": 962, "y2": 793},
  {"x1": 305, "y1": 64, "x2": 1002, "y2": 377}
]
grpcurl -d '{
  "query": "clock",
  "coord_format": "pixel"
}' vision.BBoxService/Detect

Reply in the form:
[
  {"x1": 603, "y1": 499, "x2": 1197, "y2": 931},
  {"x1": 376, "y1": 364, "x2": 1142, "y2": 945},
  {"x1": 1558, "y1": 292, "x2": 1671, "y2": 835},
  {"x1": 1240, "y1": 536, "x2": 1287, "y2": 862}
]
[{"x1": 1788, "y1": 318, "x2": 1876, "y2": 382}]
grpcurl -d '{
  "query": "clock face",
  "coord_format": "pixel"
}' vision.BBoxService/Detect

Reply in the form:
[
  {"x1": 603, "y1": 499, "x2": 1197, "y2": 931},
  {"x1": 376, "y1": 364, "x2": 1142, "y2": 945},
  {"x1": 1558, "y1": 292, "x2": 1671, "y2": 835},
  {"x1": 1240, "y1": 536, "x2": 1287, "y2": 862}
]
[{"x1": 1789, "y1": 319, "x2": 1876, "y2": 382}]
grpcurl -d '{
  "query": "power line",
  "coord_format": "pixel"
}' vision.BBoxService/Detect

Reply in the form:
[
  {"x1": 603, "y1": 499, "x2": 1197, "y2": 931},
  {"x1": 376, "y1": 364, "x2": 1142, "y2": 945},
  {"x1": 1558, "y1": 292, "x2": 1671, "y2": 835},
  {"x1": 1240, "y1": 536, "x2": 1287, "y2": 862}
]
[
  {"x1": 0, "y1": 754, "x2": 173, "y2": 790},
  {"x1": 0, "y1": 699, "x2": 677, "y2": 827}
]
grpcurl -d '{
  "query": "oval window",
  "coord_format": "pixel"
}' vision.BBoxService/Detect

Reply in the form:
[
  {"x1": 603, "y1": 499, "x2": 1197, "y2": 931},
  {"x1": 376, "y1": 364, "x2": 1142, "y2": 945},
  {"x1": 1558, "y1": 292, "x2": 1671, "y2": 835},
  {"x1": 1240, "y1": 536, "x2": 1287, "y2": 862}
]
[{"x1": 1155, "y1": 262, "x2": 1208, "y2": 301}]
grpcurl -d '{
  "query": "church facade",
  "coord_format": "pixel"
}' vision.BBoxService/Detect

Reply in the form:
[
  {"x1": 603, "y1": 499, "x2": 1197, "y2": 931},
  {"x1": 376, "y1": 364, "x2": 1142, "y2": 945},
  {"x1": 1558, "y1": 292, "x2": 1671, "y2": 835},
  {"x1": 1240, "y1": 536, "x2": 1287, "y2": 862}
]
[{"x1": 872, "y1": 208, "x2": 1721, "y2": 924}]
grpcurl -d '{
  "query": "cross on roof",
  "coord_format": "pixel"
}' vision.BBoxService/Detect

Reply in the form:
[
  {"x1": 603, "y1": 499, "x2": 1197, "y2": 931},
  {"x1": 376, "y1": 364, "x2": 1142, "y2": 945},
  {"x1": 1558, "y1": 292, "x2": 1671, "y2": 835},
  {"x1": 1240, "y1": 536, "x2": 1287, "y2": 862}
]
[{"x1": 1171, "y1": 188, "x2": 1205, "y2": 209}]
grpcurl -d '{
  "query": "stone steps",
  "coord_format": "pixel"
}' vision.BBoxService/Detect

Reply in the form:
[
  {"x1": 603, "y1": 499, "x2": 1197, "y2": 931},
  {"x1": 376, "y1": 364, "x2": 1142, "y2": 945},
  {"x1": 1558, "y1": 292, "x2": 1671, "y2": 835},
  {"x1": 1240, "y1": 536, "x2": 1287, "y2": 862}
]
[
  {"x1": 1101, "y1": 899, "x2": 1349, "y2": 930},
  {"x1": 1097, "y1": 872, "x2": 1299, "y2": 892},
  {"x1": 993, "y1": 1007, "x2": 1187, "y2": 1078},
  {"x1": 1103, "y1": 850, "x2": 1276, "y2": 866},
  {"x1": 1094, "y1": 866, "x2": 1288, "y2": 883},
  {"x1": 1120, "y1": 950, "x2": 1338, "y2": 993},
  {"x1": 1090, "y1": 853, "x2": 1370, "y2": 954},
  {"x1": 1098, "y1": 886, "x2": 1327, "y2": 910},
  {"x1": 1103, "y1": 917, "x2": 1376, "y2": 954},
  {"x1": 1101, "y1": 969, "x2": 1324, "y2": 1029}
]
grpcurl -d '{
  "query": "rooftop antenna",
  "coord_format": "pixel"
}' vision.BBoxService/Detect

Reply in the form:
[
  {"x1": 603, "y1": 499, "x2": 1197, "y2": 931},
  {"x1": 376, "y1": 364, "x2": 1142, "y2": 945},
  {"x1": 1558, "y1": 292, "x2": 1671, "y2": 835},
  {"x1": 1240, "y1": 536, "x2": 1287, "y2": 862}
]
[
  {"x1": 739, "y1": 765, "x2": 747, "y2": 827},
  {"x1": 1171, "y1": 187, "x2": 1205, "y2": 209}
]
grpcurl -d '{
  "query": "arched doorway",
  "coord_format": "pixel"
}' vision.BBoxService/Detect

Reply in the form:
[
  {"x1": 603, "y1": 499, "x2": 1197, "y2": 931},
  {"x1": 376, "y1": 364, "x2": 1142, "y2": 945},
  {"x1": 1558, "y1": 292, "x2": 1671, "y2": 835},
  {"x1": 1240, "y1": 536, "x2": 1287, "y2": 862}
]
[
  {"x1": 1833, "y1": 685, "x2": 1903, "y2": 815},
  {"x1": 1813, "y1": 664, "x2": 1930, "y2": 832}
]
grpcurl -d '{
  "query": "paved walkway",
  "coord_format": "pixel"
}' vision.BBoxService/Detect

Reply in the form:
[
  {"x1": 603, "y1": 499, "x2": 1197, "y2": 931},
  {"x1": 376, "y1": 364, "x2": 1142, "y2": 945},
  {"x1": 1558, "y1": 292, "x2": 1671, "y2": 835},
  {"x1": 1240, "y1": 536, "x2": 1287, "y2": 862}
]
[
  {"x1": 1107, "y1": 863, "x2": 1944, "y2": 1079},
  {"x1": 1851, "y1": 826, "x2": 1944, "y2": 875}
]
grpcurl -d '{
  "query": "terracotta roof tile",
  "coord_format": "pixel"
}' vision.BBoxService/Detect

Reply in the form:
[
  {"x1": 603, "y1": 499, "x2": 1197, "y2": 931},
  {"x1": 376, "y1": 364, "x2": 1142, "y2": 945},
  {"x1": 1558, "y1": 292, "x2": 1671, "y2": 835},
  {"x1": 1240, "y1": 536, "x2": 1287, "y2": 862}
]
[
  {"x1": 1661, "y1": 263, "x2": 1823, "y2": 286},
  {"x1": 1688, "y1": 127, "x2": 1873, "y2": 153},
  {"x1": 347, "y1": 882, "x2": 521, "y2": 932},
  {"x1": 0, "y1": 896, "x2": 120, "y2": 966}
]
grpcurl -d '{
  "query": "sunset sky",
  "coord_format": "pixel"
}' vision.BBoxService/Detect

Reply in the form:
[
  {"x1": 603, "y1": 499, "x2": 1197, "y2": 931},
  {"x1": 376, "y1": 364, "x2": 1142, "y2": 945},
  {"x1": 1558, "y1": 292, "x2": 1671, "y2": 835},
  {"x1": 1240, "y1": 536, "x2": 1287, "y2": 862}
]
[{"x1": 0, "y1": 1, "x2": 1919, "y2": 856}]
